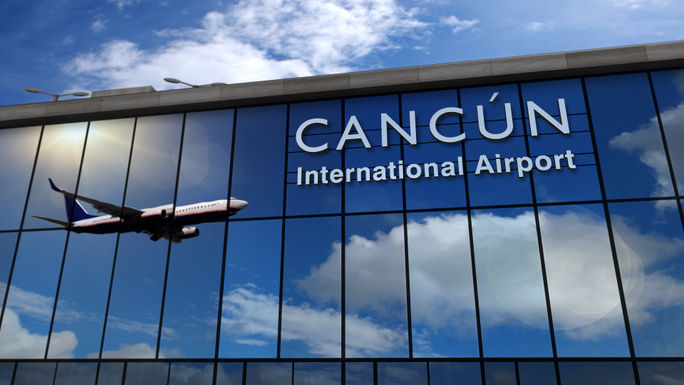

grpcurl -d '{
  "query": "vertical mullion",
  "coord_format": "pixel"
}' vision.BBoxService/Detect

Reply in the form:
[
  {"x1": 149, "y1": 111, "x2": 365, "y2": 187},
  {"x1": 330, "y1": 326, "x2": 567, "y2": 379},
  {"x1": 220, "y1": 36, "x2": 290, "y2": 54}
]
[
  {"x1": 156, "y1": 113, "x2": 187, "y2": 359},
  {"x1": 214, "y1": 108, "x2": 238, "y2": 380},
  {"x1": 120, "y1": 361, "x2": 127, "y2": 385},
  {"x1": 277, "y1": 104, "x2": 291, "y2": 358},
  {"x1": 99, "y1": 117, "x2": 138, "y2": 358},
  {"x1": 45, "y1": 121, "x2": 91, "y2": 358},
  {"x1": 398, "y1": 94, "x2": 413, "y2": 358},
  {"x1": 581, "y1": 77, "x2": 640, "y2": 385},
  {"x1": 459, "y1": 88, "x2": 485, "y2": 379},
  {"x1": 646, "y1": 71, "x2": 684, "y2": 231},
  {"x1": 341, "y1": 98, "x2": 346, "y2": 361},
  {"x1": 516, "y1": 84, "x2": 560, "y2": 383},
  {"x1": 0, "y1": 124, "x2": 44, "y2": 335}
]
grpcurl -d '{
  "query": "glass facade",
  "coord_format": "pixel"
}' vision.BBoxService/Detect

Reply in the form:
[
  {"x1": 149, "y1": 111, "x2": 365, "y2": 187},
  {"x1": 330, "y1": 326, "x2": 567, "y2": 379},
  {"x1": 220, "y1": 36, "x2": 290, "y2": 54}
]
[{"x1": 0, "y1": 68, "x2": 682, "y2": 384}]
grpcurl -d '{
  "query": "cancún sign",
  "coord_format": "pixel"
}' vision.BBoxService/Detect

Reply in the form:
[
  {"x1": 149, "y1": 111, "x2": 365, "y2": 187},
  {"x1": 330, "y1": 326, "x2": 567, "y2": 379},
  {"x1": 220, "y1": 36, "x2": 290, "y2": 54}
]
[{"x1": 294, "y1": 97, "x2": 577, "y2": 186}]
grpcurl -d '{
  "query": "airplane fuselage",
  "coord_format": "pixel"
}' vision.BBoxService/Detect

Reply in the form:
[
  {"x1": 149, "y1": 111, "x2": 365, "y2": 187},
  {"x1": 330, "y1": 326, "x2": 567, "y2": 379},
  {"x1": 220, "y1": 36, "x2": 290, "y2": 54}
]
[{"x1": 70, "y1": 199, "x2": 245, "y2": 235}]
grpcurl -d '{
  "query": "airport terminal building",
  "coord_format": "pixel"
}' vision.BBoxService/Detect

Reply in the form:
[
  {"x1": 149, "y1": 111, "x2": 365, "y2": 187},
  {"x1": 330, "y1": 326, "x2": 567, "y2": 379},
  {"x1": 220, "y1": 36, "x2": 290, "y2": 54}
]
[{"x1": 0, "y1": 41, "x2": 682, "y2": 384}]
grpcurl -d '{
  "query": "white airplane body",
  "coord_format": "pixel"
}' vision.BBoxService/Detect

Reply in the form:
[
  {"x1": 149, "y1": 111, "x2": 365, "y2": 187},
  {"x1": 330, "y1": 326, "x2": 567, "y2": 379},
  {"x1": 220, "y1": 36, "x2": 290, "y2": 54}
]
[{"x1": 33, "y1": 179, "x2": 248, "y2": 242}]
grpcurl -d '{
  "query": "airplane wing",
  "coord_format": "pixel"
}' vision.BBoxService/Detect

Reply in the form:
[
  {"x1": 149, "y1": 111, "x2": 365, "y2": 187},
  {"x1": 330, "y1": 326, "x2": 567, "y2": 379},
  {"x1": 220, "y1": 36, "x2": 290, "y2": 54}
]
[{"x1": 48, "y1": 178, "x2": 144, "y2": 220}]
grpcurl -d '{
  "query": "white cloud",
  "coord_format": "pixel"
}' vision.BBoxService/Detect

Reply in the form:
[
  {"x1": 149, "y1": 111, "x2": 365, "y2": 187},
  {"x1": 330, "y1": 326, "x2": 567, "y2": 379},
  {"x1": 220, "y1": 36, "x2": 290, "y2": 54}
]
[
  {"x1": 298, "y1": 210, "x2": 684, "y2": 346},
  {"x1": 98, "y1": 342, "x2": 157, "y2": 358},
  {"x1": 609, "y1": 98, "x2": 683, "y2": 209},
  {"x1": 611, "y1": 0, "x2": 669, "y2": 9},
  {"x1": 169, "y1": 363, "x2": 215, "y2": 385},
  {"x1": 221, "y1": 286, "x2": 406, "y2": 356},
  {"x1": 66, "y1": 0, "x2": 427, "y2": 90},
  {"x1": 219, "y1": 208, "x2": 684, "y2": 356},
  {"x1": 525, "y1": 21, "x2": 552, "y2": 32},
  {"x1": 0, "y1": 309, "x2": 77, "y2": 358},
  {"x1": 91, "y1": 18, "x2": 107, "y2": 33},
  {"x1": 109, "y1": 0, "x2": 139, "y2": 10},
  {"x1": 439, "y1": 15, "x2": 479, "y2": 33}
]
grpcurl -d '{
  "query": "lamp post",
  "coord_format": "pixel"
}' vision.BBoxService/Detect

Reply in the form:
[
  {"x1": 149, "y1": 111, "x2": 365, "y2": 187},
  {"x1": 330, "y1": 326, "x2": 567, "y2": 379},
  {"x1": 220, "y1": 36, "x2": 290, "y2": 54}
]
[
  {"x1": 24, "y1": 88, "x2": 89, "y2": 101},
  {"x1": 163, "y1": 77, "x2": 227, "y2": 88}
]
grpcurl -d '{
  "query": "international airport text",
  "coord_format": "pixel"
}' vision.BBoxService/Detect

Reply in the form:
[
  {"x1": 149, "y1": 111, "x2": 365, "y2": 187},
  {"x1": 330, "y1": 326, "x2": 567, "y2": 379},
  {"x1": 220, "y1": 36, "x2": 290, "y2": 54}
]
[{"x1": 296, "y1": 150, "x2": 576, "y2": 186}]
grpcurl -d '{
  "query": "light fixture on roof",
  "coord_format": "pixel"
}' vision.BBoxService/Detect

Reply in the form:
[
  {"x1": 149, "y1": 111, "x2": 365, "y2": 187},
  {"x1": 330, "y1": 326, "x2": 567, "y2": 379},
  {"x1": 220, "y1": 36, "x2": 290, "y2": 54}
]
[
  {"x1": 163, "y1": 77, "x2": 228, "y2": 88},
  {"x1": 24, "y1": 88, "x2": 89, "y2": 101}
]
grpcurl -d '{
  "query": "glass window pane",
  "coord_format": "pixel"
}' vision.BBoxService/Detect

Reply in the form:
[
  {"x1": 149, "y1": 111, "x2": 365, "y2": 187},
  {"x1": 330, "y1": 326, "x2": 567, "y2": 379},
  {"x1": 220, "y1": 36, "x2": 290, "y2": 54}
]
[
  {"x1": 527, "y1": 116, "x2": 601, "y2": 203},
  {"x1": 97, "y1": 362, "x2": 124, "y2": 385},
  {"x1": 518, "y1": 362, "x2": 556, "y2": 385},
  {"x1": 521, "y1": 78, "x2": 587, "y2": 116},
  {"x1": 461, "y1": 84, "x2": 523, "y2": 123},
  {"x1": 54, "y1": 362, "x2": 97, "y2": 385},
  {"x1": 125, "y1": 362, "x2": 169, "y2": 385},
  {"x1": 288, "y1": 100, "x2": 342, "y2": 215},
  {"x1": 0, "y1": 126, "x2": 40, "y2": 230},
  {"x1": 216, "y1": 362, "x2": 243, "y2": 385},
  {"x1": 281, "y1": 217, "x2": 341, "y2": 358},
  {"x1": 294, "y1": 362, "x2": 340, "y2": 385},
  {"x1": 176, "y1": 109, "x2": 234, "y2": 203},
  {"x1": 407, "y1": 211, "x2": 478, "y2": 357},
  {"x1": 638, "y1": 362, "x2": 684, "y2": 385},
  {"x1": 169, "y1": 362, "x2": 214, "y2": 385},
  {"x1": 484, "y1": 362, "x2": 516, "y2": 385},
  {"x1": 377, "y1": 362, "x2": 426, "y2": 385},
  {"x1": 0, "y1": 233, "x2": 18, "y2": 311},
  {"x1": 429, "y1": 362, "x2": 481, "y2": 385},
  {"x1": 345, "y1": 362, "x2": 372, "y2": 385},
  {"x1": 586, "y1": 73, "x2": 673, "y2": 199},
  {"x1": 159, "y1": 110, "x2": 233, "y2": 358},
  {"x1": 404, "y1": 142, "x2": 466, "y2": 210},
  {"x1": 651, "y1": 69, "x2": 684, "y2": 194},
  {"x1": 0, "y1": 231, "x2": 68, "y2": 358},
  {"x1": 220, "y1": 220, "x2": 282, "y2": 358},
  {"x1": 0, "y1": 362, "x2": 13, "y2": 385},
  {"x1": 539, "y1": 205, "x2": 629, "y2": 356},
  {"x1": 24, "y1": 123, "x2": 88, "y2": 229},
  {"x1": 231, "y1": 105, "x2": 286, "y2": 218},
  {"x1": 160, "y1": 223, "x2": 223, "y2": 358},
  {"x1": 609, "y1": 200, "x2": 684, "y2": 356},
  {"x1": 49, "y1": 118, "x2": 134, "y2": 359},
  {"x1": 464, "y1": 120, "x2": 533, "y2": 206},
  {"x1": 558, "y1": 362, "x2": 634, "y2": 385},
  {"x1": 102, "y1": 114, "x2": 183, "y2": 358},
  {"x1": 473, "y1": 208, "x2": 552, "y2": 357},
  {"x1": 344, "y1": 95, "x2": 403, "y2": 213},
  {"x1": 401, "y1": 90, "x2": 466, "y2": 210},
  {"x1": 461, "y1": 85, "x2": 530, "y2": 206},
  {"x1": 13, "y1": 362, "x2": 56, "y2": 385},
  {"x1": 345, "y1": 214, "x2": 408, "y2": 357},
  {"x1": 245, "y1": 362, "x2": 291, "y2": 385}
]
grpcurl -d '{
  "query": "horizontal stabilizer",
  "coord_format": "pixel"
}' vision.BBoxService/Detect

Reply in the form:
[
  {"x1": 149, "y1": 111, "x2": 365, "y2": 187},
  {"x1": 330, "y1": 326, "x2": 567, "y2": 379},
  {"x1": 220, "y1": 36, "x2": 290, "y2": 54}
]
[{"x1": 32, "y1": 215, "x2": 69, "y2": 227}]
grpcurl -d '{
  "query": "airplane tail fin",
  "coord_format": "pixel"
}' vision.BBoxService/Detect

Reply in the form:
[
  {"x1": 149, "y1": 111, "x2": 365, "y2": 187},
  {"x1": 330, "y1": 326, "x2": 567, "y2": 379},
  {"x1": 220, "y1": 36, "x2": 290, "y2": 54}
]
[
  {"x1": 32, "y1": 215, "x2": 69, "y2": 227},
  {"x1": 49, "y1": 178, "x2": 97, "y2": 222}
]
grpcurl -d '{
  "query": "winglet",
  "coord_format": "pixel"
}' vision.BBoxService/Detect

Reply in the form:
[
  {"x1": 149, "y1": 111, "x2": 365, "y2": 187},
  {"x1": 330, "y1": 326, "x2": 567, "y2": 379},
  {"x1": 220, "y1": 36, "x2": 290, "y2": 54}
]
[{"x1": 48, "y1": 178, "x2": 61, "y2": 192}]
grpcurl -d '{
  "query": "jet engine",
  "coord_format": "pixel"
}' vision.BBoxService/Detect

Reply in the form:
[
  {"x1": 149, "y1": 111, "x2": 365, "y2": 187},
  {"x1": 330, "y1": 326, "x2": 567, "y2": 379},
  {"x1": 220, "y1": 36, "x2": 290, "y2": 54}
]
[{"x1": 179, "y1": 227, "x2": 200, "y2": 239}]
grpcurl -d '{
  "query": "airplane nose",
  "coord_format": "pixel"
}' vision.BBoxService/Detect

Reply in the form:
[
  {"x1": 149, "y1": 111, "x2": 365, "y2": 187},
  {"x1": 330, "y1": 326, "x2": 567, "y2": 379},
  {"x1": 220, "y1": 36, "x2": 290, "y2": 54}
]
[{"x1": 231, "y1": 199, "x2": 248, "y2": 210}]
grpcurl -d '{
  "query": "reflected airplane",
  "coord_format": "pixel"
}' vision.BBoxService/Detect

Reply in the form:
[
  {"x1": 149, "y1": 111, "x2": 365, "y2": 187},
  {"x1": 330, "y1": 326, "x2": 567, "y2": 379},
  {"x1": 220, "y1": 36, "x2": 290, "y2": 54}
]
[{"x1": 33, "y1": 178, "x2": 248, "y2": 242}]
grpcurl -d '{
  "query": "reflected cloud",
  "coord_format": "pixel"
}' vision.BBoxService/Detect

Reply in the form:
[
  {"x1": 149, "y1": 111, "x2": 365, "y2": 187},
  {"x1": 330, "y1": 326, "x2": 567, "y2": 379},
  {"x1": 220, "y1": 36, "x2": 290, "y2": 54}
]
[
  {"x1": 609, "y1": 99, "x2": 683, "y2": 209},
  {"x1": 97, "y1": 342, "x2": 157, "y2": 358},
  {"x1": 223, "y1": 209, "x2": 684, "y2": 355},
  {"x1": 221, "y1": 287, "x2": 405, "y2": 356},
  {"x1": 0, "y1": 309, "x2": 76, "y2": 358},
  {"x1": 300, "y1": 211, "x2": 684, "y2": 346},
  {"x1": 170, "y1": 363, "x2": 215, "y2": 385},
  {"x1": 0, "y1": 282, "x2": 178, "y2": 359}
]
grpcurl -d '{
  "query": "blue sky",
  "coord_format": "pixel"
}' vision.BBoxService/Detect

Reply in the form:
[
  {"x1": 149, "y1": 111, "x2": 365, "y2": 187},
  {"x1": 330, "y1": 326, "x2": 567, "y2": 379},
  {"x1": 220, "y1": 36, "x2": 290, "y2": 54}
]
[{"x1": 1, "y1": 0, "x2": 683, "y2": 106}]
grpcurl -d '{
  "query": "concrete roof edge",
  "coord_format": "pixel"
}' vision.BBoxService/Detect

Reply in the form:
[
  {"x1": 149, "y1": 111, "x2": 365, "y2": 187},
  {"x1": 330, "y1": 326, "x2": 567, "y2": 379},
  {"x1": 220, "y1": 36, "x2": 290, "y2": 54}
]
[{"x1": 2, "y1": 40, "x2": 684, "y2": 128}]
